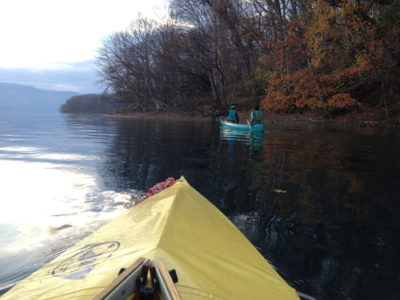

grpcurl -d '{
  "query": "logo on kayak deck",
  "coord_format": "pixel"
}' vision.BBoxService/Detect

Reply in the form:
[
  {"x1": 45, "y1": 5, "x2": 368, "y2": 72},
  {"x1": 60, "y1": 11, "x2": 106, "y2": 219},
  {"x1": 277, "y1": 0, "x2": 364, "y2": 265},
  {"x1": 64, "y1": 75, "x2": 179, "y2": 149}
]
[{"x1": 52, "y1": 241, "x2": 120, "y2": 280}]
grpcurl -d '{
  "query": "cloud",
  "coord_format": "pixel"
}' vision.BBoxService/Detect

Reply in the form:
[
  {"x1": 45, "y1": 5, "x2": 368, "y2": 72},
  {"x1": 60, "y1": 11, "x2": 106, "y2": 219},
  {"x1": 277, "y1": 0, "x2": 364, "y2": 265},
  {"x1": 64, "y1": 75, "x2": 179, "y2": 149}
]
[
  {"x1": 0, "y1": 61, "x2": 104, "y2": 93},
  {"x1": 0, "y1": 0, "x2": 168, "y2": 69},
  {"x1": 0, "y1": 0, "x2": 169, "y2": 92}
]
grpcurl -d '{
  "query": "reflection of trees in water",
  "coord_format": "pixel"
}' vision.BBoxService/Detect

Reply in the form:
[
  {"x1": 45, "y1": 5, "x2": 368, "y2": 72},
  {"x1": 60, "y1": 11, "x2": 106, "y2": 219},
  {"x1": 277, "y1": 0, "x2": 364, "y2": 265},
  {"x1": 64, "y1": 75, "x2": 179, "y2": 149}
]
[
  {"x1": 257, "y1": 126, "x2": 400, "y2": 300},
  {"x1": 101, "y1": 120, "x2": 400, "y2": 300},
  {"x1": 101, "y1": 119, "x2": 219, "y2": 191},
  {"x1": 101, "y1": 119, "x2": 265, "y2": 214}
]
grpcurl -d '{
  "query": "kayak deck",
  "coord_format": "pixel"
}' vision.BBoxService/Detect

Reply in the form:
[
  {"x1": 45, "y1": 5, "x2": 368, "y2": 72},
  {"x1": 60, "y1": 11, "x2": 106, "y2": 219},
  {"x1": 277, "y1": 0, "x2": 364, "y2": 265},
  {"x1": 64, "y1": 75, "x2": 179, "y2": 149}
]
[{"x1": 3, "y1": 177, "x2": 298, "y2": 300}]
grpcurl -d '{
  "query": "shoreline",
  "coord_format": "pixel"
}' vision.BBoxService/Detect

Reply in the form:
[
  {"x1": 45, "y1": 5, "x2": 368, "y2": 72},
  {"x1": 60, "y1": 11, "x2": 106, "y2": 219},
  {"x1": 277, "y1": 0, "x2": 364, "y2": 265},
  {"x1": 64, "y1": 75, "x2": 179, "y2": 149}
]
[
  {"x1": 108, "y1": 109, "x2": 400, "y2": 129},
  {"x1": 109, "y1": 110, "x2": 213, "y2": 121}
]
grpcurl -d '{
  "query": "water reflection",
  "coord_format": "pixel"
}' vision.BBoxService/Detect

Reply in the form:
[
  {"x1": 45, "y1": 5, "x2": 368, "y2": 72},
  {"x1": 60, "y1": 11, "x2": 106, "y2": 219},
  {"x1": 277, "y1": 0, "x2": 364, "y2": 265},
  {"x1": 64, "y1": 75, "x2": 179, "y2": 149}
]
[
  {"x1": 99, "y1": 118, "x2": 219, "y2": 191},
  {"x1": 219, "y1": 127, "x2": 264, "y2": 153},
  {"x1": 99, "y1": 119, "x2": 400, "y2": 299},
  {"x1": 0, "y1": 113, "x2": 139, "y2": 292},
  {"x1": 1, "y1": 113, "x2": 399, "y2": 300},
  {"x1": 245, "y1": 124, "x2": 400, "y2": 300}
]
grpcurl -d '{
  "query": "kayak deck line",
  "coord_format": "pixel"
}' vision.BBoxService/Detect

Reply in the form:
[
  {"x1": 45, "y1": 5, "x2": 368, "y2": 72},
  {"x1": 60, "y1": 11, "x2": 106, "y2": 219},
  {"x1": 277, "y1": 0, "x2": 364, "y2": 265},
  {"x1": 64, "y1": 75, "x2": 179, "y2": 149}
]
[{"x1": 2, "y1": 177, "x2": 299, "y2": 300}]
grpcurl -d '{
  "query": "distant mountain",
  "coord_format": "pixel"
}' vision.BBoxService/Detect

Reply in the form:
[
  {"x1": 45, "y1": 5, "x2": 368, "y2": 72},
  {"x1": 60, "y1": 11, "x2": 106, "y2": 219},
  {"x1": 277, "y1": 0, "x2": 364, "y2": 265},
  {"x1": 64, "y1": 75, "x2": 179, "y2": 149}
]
[
  {"x1": 0, "y1": 82, "x2": 77, "y2": 112},
  {"x1": 0, "y1": 61, "x2": 102, "y2": 93}
]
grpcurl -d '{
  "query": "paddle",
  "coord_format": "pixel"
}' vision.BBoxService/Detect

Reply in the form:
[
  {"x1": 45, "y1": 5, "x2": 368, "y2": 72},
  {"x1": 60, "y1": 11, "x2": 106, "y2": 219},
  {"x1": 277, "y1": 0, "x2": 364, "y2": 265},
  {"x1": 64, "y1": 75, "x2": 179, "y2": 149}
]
[{"x1": 247, "y1": 119, "x2": 252, "y2": 128}]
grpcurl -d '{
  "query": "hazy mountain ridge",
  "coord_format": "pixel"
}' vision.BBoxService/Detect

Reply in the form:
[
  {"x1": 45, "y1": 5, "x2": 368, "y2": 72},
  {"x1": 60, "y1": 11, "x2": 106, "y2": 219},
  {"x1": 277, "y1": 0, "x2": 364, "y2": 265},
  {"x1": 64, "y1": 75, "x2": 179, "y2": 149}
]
[
  {"x1": 0, "y1": 61, "x2": 101, "y2": 93},
  {"x1": 0, "y1": 82, "x2": 77, "y2": 112}
]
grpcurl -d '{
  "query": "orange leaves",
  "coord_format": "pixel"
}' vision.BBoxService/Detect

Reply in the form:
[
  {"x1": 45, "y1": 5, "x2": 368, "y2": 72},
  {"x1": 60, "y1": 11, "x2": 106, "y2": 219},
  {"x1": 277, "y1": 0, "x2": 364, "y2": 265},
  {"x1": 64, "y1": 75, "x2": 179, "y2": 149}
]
[
  {"x1": 327, "y1": 93, "x2": 360, "y2": 108},
  {"x1": 260, "y1": 0, "x2": 400, "y2": 113},
  {"x1": 261, "y1": 65, "x2": 364, "y2": 111},
  {"x1": 262, "y1": 20, "x2": 309, "y2": 75},
  {"x1": 305, "y1": 1, "x2": 342, "y2": 70},
  {"x1": 297, "y1": 97, "x2": 326, "y2": 109},
  {"x1": 262, "y1": 90, "x2": 291, "y2": 111},
  {"x1": 263, "y1": 69, "x2": 327, "y2": 111}
]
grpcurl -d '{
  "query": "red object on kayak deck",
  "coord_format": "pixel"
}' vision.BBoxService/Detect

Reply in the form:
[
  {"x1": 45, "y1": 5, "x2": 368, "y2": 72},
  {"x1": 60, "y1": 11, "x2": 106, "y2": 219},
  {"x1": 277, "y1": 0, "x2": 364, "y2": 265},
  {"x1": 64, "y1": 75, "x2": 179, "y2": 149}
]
[{"x1": 136, "y1": 177, "x2": 176, "y2": 204}]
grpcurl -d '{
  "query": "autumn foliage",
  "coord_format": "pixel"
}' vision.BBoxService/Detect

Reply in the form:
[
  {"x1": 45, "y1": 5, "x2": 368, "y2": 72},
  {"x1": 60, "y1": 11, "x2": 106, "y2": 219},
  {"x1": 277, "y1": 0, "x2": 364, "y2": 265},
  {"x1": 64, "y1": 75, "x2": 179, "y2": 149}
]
[
  {"x1": 97, "y1": 0, "x2": 399, "y2": 118},
  {"x1": 261, "y1": 0, "x2": 399, "y2": 115}
]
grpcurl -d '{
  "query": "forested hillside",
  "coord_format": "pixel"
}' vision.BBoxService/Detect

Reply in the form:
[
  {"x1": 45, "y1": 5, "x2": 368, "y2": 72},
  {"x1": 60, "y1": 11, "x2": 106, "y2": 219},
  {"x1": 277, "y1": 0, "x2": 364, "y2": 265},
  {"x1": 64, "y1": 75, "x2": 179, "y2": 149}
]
[
  {"x1": 60, "y1": 94, "x2": 134, "y2": 114},
  {"x1": 97, "y1": 0, "x2": 399, "y2": 119}
]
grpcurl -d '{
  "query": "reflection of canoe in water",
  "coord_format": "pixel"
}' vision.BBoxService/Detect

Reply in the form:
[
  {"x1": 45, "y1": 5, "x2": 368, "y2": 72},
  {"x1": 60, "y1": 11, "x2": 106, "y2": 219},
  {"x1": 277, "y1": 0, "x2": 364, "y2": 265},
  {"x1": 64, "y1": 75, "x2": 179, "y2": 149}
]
[
  {"x1": 3, "y1": 177, "x2": 299, "y2": 300},
  {"x1": 220, "y1": 127, "x2": 264, "y2": 152},
  {"x1": 220, "y1": 119, "x2": 265, "y2": 132}
]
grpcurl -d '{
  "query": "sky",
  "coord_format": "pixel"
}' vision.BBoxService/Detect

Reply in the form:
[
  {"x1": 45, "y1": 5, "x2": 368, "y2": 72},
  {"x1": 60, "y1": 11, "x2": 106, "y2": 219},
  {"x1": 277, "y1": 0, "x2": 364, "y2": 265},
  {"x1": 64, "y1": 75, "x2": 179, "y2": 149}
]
[{"x1": 0, "y1": 0, "x2": 168, "y2": 92}]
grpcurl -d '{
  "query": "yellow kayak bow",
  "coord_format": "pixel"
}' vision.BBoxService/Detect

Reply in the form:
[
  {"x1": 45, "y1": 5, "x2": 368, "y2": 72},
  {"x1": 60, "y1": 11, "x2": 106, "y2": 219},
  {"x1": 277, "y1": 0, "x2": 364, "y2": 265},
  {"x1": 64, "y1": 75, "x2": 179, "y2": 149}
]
[{"x1": 2, "y1": 177, "x2": 299, "y2": 300}]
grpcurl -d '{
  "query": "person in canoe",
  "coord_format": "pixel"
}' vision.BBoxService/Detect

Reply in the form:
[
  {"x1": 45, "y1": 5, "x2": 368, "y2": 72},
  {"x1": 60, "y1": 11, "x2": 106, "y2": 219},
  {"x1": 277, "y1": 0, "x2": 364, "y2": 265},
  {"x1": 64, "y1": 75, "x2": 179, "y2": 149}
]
[
  {"x1": 250, "y1": 104, "x2": 263, "y2": 125},
  {"x1": 224, "y1": 105, "x2": 239, "y2": 123}
]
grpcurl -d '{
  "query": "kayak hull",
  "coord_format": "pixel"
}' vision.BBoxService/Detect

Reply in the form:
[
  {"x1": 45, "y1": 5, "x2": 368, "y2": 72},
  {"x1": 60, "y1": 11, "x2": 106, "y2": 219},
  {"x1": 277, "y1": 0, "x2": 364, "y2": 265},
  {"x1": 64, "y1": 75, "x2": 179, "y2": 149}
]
[
  {"x1": 220, "y1": 119, "x2": 265, "y2": 132},
  {"x1": 3, "y1": 177, "x2": 298, "y2": 300}
]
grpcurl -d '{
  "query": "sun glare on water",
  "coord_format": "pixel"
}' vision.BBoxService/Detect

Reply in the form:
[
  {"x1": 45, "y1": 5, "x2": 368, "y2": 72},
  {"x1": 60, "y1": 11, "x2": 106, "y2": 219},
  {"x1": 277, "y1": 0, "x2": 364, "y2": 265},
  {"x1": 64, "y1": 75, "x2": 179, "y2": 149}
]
[{"x1": 0, "y1": 147, "x2": 133, "y2": 256}]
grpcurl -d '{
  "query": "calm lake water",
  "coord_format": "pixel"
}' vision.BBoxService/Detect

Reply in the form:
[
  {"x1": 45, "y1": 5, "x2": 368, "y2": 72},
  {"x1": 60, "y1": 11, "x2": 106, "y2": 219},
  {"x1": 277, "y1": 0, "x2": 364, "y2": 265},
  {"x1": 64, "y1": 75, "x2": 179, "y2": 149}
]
[{"x1": 0, "y1": 111, "x2": 399, "y2": 299}]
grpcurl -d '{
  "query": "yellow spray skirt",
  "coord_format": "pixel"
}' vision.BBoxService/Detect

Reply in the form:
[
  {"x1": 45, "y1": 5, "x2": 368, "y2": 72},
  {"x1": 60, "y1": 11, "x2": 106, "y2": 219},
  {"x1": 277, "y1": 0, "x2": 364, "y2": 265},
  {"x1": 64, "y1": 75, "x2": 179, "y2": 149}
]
[{"x1": 2, "y1": 177, "x2": 299, "y2": 300}]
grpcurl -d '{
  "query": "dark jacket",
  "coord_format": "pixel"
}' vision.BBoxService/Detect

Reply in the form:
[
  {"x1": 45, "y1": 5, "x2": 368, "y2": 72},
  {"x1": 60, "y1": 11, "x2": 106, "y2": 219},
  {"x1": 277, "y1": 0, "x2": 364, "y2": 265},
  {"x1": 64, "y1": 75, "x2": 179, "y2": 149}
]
[{"x1": 226, "y1": 110, "x2": 239, "y2": 123}]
